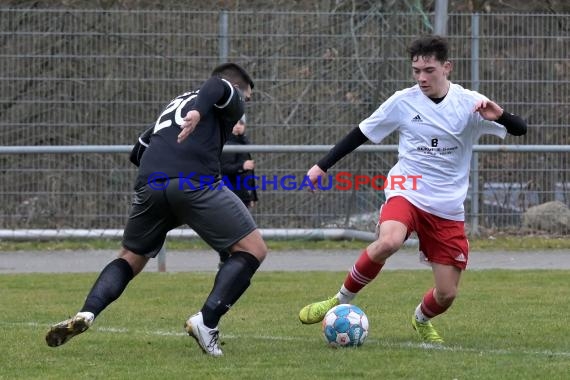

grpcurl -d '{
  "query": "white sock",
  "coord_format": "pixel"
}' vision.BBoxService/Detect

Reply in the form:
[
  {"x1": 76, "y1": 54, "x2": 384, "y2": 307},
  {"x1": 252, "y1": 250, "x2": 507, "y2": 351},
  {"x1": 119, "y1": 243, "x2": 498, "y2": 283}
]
[
  {"x1": 76, "y1": 311, "x2": 95, "y2": 325},
  {"x1": 414, "y1": 304, "x2": 430, "y2": 323},
  {"x1": 337, "y1": 285, "x2": 356, "y2": 304}
]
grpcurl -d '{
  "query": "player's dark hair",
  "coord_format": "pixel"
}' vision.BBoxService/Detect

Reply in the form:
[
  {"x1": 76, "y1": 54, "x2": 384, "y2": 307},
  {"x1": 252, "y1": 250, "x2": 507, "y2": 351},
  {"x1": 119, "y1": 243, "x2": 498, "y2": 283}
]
[
  {"x1": 408, "y1": 35, "x2": 449, "y2": 63},
  {"x1": 212, "y1": 63, "x2": 255, "y2": 90}
]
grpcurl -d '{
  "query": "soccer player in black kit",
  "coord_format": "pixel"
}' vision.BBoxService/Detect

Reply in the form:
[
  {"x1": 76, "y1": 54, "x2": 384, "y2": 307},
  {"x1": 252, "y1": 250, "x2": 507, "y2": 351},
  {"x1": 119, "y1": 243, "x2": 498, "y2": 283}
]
[{"x1": 45, "y1": 63, "x2": 267, "y2": 357}]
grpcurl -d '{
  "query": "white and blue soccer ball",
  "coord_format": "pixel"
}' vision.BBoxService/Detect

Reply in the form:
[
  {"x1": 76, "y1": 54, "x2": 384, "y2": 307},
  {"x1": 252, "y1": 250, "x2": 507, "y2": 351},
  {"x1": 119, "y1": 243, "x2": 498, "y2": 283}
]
[{"x1": 322, "y1": 304, "x2": 369, "y2": 348}]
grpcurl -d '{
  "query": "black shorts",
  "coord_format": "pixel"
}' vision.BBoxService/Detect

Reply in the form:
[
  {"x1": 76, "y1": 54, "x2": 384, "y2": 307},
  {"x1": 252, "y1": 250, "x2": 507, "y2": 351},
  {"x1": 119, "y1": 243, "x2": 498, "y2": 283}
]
[{"x1": 122, "y1": 178, "x2": 257, "y2": 257}]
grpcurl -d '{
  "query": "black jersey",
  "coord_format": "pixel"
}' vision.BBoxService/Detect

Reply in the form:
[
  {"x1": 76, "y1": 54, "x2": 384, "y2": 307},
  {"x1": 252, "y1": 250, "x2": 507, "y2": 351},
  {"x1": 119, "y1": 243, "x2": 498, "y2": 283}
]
[{"x1": 135, "y1": 77, "x2": 245, "y2": 188}]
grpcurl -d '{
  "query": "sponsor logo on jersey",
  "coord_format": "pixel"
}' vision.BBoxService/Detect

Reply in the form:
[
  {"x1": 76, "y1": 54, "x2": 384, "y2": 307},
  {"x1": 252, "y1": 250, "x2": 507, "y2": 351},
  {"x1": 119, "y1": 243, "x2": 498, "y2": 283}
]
[{"x1": 411, "y1": 114, "x2": 423, "y2": 123}]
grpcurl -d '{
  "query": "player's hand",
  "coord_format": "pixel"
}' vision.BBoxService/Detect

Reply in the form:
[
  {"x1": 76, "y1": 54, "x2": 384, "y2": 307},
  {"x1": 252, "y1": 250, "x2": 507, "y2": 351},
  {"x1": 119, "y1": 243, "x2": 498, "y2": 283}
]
[
  {"x1": 243, "y1": 160, "x2": 255, "y2": 170},
  {"x1": 306, "y1": 164, "x2": 326, "y2": 192},
  {"x1": 177, "y1": 110, "x2": 201, "y2": 143},
  {"x1": 473, "y1": 99, "x2": 503, "y2": 121}
]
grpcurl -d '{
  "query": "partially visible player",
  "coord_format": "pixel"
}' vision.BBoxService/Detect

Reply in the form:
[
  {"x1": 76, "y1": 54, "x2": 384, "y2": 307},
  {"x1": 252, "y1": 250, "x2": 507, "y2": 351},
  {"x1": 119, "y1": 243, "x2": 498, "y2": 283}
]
[
  {"x1": 298, "y1": 35, "x2": 527, "y2": 344},
  {"x1": 220, "y1": 114, "x2": 258, "y2": 209},
  {"x1": 218, "y1": 114, "x2": 258, "y2": 268},
  {"x1": 46, "y1": 63, "x2": 267, "y2": 357}
]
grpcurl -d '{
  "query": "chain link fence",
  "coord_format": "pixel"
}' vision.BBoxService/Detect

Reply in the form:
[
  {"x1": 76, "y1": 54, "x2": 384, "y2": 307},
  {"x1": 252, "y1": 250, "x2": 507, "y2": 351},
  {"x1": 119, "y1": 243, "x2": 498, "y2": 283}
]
[{"x1": 1, "y1": 9, "x2": 568, "y2": 235}]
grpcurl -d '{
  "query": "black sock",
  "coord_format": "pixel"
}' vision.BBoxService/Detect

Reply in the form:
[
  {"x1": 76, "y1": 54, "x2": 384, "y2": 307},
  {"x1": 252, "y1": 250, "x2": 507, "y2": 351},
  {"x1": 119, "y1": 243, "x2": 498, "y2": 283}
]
[
  {"x1": 218, "y1": 249, "x2": 230, "y2": 263},
  {"x1": 201, "y1": 251, "x2": 260, "y2": 328},
  {"x1": 80, "y1": 258, "x2": 134, "y2": 317}
]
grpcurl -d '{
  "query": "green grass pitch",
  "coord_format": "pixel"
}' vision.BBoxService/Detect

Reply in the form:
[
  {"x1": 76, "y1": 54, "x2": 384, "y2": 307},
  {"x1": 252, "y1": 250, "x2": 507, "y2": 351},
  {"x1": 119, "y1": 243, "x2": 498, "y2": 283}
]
[{"x1": 1, "y1": 270, "x2": 569, "y2": 379}]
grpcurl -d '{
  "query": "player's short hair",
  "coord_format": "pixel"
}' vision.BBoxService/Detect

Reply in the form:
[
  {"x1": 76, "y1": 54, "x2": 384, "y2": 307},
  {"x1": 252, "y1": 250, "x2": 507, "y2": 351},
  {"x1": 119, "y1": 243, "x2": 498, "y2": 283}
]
[
  {"x1": 212, "y1": 63, "x2": 255, "y2": 90},
  {"x1": 408, "y1": 35, "x2": 449, "y2": 63}
]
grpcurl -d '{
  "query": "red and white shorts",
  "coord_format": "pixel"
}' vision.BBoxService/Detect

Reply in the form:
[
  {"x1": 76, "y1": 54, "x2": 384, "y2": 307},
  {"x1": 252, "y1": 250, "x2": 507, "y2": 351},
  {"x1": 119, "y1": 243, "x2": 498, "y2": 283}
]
[{"x1": 378, "y1": 196, "x2": 469, "y2": 270}]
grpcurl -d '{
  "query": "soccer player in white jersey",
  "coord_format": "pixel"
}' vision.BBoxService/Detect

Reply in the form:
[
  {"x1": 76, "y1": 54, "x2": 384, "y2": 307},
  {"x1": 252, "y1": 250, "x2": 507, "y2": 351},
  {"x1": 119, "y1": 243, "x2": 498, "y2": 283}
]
[{"x1": 298, "y1": 35, "x2": 527, "y2": 344}]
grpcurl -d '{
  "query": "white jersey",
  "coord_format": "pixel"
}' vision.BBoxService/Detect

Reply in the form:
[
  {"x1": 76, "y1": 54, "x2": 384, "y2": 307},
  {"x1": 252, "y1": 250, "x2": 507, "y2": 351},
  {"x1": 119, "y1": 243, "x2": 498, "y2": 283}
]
[{"x1": 359, "y1": 82, "x2": 507, "y2": 221}]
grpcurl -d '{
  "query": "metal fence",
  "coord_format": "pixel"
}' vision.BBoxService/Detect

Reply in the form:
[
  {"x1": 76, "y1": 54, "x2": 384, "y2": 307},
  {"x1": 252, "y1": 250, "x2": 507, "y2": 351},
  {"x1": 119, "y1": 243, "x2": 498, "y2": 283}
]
[{"x1": 1, "y1": 9, "x2": 569, "y2": 235}]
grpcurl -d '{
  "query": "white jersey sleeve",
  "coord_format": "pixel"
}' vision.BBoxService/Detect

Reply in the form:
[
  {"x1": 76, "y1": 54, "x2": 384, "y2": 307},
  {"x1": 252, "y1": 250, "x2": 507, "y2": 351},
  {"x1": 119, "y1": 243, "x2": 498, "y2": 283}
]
[
  {"x1": 358, "y1": 91, "x2": 403, "y2": 143},
  {"x1": 466, "y1": 90, "x2": 508, "y2": 141}
]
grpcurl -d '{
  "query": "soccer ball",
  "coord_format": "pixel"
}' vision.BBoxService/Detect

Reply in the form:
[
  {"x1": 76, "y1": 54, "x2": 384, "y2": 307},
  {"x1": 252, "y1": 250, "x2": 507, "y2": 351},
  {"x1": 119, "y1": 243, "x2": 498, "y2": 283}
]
[{"x1": 322, "y1": 304, "x2": 369, "y2": 348}]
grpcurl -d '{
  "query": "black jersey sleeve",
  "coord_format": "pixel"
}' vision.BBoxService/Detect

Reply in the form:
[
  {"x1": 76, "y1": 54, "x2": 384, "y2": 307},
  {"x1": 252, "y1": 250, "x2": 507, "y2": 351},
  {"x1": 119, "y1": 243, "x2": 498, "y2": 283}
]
[
  {"x1": 496, "y1": 110, "x2": 527, "y2": 136},
  {"x1": 214, "y1": 79, "x2": 245, "y2": 123},
  {"x1": 191, "y1": 77, "x2": 243, "y2": 120},
  {"x1": 317, "y1": 127, "x2": 369, "y2": 172},
  {"x1": 129, "y1": 125, "x2": 154, "y2": 167}
]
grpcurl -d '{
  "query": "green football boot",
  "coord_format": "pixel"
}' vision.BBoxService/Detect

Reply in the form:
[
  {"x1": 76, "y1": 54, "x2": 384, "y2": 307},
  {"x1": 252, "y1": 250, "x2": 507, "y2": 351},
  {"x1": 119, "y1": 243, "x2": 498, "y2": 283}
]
[
  {"x1": 298, "y1": 296, "x2": 340, "y2": 324},
  {"x1": 411, "y1": 316, "x2": 444, "y2": 344}
]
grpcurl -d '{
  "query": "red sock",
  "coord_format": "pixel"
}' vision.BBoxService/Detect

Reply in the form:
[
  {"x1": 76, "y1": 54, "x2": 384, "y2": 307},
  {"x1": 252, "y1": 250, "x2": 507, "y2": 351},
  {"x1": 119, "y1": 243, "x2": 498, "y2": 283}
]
[
  {"x1": 420, "y1": 288, "x2": 449, "y2": 318},
  {"x1": 343, "y1": 250, "x2": 383, "y2": 293}
]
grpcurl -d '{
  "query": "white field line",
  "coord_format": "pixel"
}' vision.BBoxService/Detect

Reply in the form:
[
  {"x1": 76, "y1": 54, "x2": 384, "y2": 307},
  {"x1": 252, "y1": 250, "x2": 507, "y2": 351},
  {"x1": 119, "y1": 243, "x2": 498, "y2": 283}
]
[{"x1": 7, "y1": 321, "x2": 570, "y2": 358}]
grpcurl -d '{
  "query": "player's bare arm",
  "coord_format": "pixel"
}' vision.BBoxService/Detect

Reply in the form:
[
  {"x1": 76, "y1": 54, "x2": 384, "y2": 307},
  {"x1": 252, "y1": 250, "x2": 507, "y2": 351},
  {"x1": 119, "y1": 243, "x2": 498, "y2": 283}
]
[
  {"x1": 472, "y1": 99, "x2": 503, "y2": 121},
  {"x1": 474, "y1": 99, "x2": 528, "y2": 136},
  {"x1": 177, "y1": 110, "x2": 201, "y2": 143}
]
